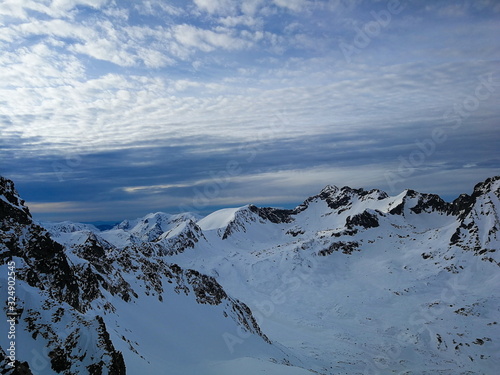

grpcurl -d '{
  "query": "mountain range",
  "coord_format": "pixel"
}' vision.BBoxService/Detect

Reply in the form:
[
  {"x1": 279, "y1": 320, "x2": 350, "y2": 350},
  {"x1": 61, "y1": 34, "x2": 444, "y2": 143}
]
[{"x1": 0, "y1": 175, "x2": 499, "y2": 374}]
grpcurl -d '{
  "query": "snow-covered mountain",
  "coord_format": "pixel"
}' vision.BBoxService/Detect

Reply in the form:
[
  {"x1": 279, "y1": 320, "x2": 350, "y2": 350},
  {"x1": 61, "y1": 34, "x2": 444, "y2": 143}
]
[{"x1": 1, "y1": 175, "x2": 499, "y2": 374}]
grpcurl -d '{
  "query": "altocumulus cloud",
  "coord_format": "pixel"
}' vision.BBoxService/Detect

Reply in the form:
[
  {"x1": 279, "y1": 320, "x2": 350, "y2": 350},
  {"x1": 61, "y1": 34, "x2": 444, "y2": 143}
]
[{"x1": 0, "y1": 0, "x2": 499, "y2": 221}]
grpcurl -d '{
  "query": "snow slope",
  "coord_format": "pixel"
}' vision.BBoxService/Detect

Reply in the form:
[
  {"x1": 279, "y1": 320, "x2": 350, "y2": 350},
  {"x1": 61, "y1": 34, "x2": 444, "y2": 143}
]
[
  {"x1": 170, "y1": 178, "x2": 500, "y2": 374},
  {"x1": 1, "y1": 175, "x2": 500, "y2": 374}
]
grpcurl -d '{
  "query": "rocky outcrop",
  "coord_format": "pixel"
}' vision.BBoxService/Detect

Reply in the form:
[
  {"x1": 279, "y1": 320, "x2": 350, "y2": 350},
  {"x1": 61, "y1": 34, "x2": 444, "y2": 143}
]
[
  {"x1": 0, "y1": 177, "x2": 124, "y2": 374},
  {"x1": 0, "y1": 179, "x2": 81, "y2": 311},
  {"x1": 388, "y1": 189, "x2": 451, "y2": 216},
  {"x1": 0, "y1": 346, "x2": 33, "y2": 375},
  {"x1": 0, "y1": 177, "x2": 31, "y2": 225},
  {"x1": 2, "y1": 174, "x2": 500, "y2": 374},
  {"x1": 248, "y1": 205, "x2": 295, "y2": 224},
  {"x1": 295, "y1": 185, "x2": 388, "y2": 215},
  {"x1": 449, "y1": 176, "x2": 500, "y2": 264},
  {"x1": 0, "y1": 176, "x2": 275, "y2": 374},
  {"x1": 318, "y1": 241, "x2": 360, "y2": 256},
  {"x1": 346, "y1": 209, "x2": 381, "y2": 229}
]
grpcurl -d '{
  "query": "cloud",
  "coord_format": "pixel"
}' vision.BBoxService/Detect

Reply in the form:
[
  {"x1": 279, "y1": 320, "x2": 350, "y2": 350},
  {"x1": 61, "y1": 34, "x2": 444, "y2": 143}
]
[
  {"x1": 173, "y1": 24, "x2": 252, "y2": 53},
  {"x1": 121, "y1": 183, "x2": 194, "y2": 194},
  {"x1": 134, "y1": 1, "x2": 183, "y2": 16},
  {"x1": 0, "y1": 42, "x2": 85, "y2": 87},
  {"x1": 0, "y1": 0, "x2": 110, "y2": 20},
  {"x1": 26, "y1": 201, "x2": 95, "y2": 214},
  {"x1": 1, "y1": 13, "x2": 177, "y2": 68},
  {"x1": 1, "y1": 0, "x2": 499, "y2": 222},
  {"x1": 241, "y1": 0, "x2": 264, "y2": 16},
  {"x1": 193, "y1": 0, "x2": 236, "y2": 15},
  {"x1": 71, "y1": 39, "x2": 137, "y2": 66},
  {"x1": 22, "y1": 137, "x2": 499, "y2": 221},
  {"x1": 51, "y1": 0, "x2": 110, "y2": 12},
  {"x1": 218, "y1": 15, "x2": 262, "y2": 28},
  {"x1": 424, "y1": 0, "x2": 500, "y2": 18},
  {"x1": 273, "y1": 0, "x2": 307, "y2": 12},
  {"x1": 1, "y1": 18, "x2": 90, "y2": 43},
  {"x1": 2, "y1": 57, "x2": 498, "y2": 164},
  {"x1": 6, "y1": 108, "x2": 499, "y2": 221}
]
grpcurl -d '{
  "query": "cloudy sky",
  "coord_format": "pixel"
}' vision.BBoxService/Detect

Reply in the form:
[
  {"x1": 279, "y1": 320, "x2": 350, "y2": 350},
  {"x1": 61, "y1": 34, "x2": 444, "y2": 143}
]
[{"x1": 1, "y1": 0, "x2": 499, "y2": 222}]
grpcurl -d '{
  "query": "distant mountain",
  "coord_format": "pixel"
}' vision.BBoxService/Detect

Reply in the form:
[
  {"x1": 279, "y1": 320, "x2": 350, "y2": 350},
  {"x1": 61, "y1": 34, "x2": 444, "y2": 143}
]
[
  {"x1": 1, "y1": 175, "x2": 499, "y2": 374},
  {"x1": 84, "y1": 222, "x2": 120, "y2": 231}
]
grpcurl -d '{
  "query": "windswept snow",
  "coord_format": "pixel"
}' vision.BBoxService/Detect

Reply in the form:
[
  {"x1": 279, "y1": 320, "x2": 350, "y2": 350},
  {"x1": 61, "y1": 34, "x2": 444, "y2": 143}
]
[{"x1": 197, "y1": 206, "x2": 248, "y2": 231}]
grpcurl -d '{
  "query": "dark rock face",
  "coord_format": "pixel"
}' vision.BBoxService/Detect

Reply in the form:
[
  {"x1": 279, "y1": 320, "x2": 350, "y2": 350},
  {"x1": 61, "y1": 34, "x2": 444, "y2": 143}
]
[
  {"x1": 324, "y1": 187, "x2": 387, "y2": 212},
  {"x1": 0, "y1": 182, "x2": 81, "y2": 311},
  {"x1": 450, "y1": 193, "x2": 475, "y2": 219},
  {"x1": 220, "y1": 206, "x2": 295, "y2": 240},
  {"x1": 94, "y1": 317, "x2": 126, "y2": 375},
  {"x1": 409, "y1": 193, "x2": 450, "y2": 214},
  {"x1": 389, "y1": 190, "x2": 452, "y2": 216},
  {"x1": 0, "y1": 177, "x2": 31, "y2": 225},
  {"x1": 156, "y1": 220, "x2": 204, "y2": 254},
  {"x1": 48, "y1": 347, "x2": 71, "y2": 372},
  {"x1": 0, "y1": 177, "x2": 126, "y2": 374},
  {"x1": 286, "y1": 228, "x2": 305, "y2": 237},
  {"x1": 248, "y1": 205, "x2": 294, "y2": 224},
  {"x1": 220, "y1": 208, "x2": 256, "y2": 239},
  {"x1": 2, "y1": 174, "x2": 499, "y2": 373},
  {"x1": 0, "y1": 176, "x2": 271, "y2": 374},
  {"x1": 163, "y1": 265, "x2": 268, "y2": 341},
  {"x1": 185, "y1": 269, "x2": 228, "y2": 305},
  {"x1": 295, "y1": 185, "x2": 388, "y2": 214},
  {"x1": 293, "y1": 185, "x2": 339, "y2": 213},
  {"x1": 451, "y1": 176, "x2": 500, "y2": 218},
  {"x1": 318, "y1": 241, "x2": 360, "y2": 256},
  {"x1": 346, "y1": 210, "x2": 380, "y2": 229},
  {"x1": 0, "y1": 346, "x2": 34, "y2": 375},
  {"x1": 448, "y1": 176, "x2": 500, "y2": 263}
]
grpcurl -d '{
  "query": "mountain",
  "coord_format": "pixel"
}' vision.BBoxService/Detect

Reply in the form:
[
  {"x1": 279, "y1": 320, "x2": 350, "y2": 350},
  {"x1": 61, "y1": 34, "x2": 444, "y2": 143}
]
[
  {"x1": 1, "y1": 175, "x2": 499, "y2": 374},
  {"x1": 0, "y1": 177, "x2": 302, "y2": 374}
]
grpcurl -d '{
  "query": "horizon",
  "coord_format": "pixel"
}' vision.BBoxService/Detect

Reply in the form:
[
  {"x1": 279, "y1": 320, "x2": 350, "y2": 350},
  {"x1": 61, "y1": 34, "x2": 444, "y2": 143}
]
[
  {"x1": 1, "y1": 0, "x2": 499, "y2": 222},
  {"x1": 8, "y1": 173, "x2": 498, "y2": 223}
]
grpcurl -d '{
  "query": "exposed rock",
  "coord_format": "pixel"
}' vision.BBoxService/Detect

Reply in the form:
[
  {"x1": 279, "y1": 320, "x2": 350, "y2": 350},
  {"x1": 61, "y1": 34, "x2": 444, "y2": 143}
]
[
  {"x1": 0, "y1": 187, "x2": 81, "y2": 311},
  {"x1": 295, "y1": 185, "x2": 388, "y2": 214},
  {"x1": 318, "y1": 241, "x2": 360, "y2": 256},
  {"x1": 248, "y1": 205, "x2": 295, "y2": 224},
  {"x1": 0, "y1": 177, "x2": 31, "y2": 225},
  {"x1": 346, "y1": 209, "x2": 380, "y2": 229},
  {"x1": 448, "y1": 176, "x2": 500, "y2": 260},
  {"x1": 2, "y1": 174, "x2": 500, "y2": 374}
]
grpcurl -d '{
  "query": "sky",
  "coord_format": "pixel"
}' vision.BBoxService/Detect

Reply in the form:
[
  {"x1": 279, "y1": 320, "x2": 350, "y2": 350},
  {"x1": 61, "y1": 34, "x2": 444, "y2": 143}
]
[{"x1": 0, "y1": 0, "x2": 499, "y2": 222}]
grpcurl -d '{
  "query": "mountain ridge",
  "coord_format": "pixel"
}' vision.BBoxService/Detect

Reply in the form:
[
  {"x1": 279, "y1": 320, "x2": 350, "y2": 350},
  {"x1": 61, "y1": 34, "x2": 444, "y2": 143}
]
[{"x1": 1, "y1": 175, "x2": 499, "y2": 374}]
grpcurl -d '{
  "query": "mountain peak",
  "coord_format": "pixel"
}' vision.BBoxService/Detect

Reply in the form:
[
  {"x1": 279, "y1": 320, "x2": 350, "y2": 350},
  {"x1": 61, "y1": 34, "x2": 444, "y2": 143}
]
[
  {"x1": 472, "y1": 175, "x2": 500, "y2": 198},
  {"x1": 197, "y1": 205, "x2": 251, "y2": 232},
  {"x1": 450, "y1": 176, "x2": 500, "y2": 219},
  {"x1": 2, "y1": 175, "x2": 500, "y2": 374},
  {"x1": 319, "y1": 184, "x2": 340, "y2": 195},
  {"x1": 388, "y1": 189, "x2": 450, "y2": 216},
  {"x1": 0, "y1": 176, "x2": 32, "y2": 224}
]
